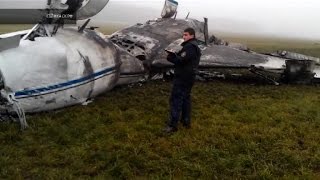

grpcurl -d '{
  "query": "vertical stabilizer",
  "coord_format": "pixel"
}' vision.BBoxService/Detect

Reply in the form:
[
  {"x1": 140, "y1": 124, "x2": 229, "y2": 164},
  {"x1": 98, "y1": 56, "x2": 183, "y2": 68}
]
[
  {"x1": 161, "y1": 0, "x2": 178, "y2": 19},
  {"x1": 77, "y1": 0, "x2": 110, "y2": 20}
]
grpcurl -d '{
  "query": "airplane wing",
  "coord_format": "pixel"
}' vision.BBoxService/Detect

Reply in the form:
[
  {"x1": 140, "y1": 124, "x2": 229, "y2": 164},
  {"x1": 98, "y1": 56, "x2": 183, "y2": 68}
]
[
  {"x1": 266, "y1": 51, "x2": 320, "y2": 65},
  {"x1": 199, "y1": 45, "x2": 286, "y2": 70},
  {"x1": 152, "y1": 39, "x2": 286, "y2": 70},
  {"x1": 151, "y1": 39, "x2": 320, "y2": 84}
]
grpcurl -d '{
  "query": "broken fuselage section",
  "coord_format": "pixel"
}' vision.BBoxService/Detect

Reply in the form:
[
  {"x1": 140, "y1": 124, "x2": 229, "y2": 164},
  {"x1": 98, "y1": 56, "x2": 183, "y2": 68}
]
[
  {"x1": 0, "y1": 27, "x2": 120, "y2": 114},
  {"x1": 0, "y1": 0, "x2": 121, "y2": 115}
]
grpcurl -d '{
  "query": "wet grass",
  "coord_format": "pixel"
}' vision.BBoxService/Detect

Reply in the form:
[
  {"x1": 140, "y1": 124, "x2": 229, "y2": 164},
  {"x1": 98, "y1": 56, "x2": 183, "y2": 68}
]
[
  {"x1": 1, "y1": 81, "x2": 320, "y2": 179},
  {"x1": 0, "y1": 24, "x2": 32, "y2": 34},
  {"x1": 221, "y1": 35, "x2": 320, "y2": 58},
  {"x1": 0, "y1": 25, "x2": 320, "y2": 178}
]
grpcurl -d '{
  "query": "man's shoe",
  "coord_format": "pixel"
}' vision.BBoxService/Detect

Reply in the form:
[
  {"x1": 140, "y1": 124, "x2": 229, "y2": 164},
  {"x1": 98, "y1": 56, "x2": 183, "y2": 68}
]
[
  {"x1": 183, "y1": 124, "x2": 191, "y2": 129},
  {"x1": 181, "y1": 120, "x2": 191, "y2": 129},
  {"x1": 182, "y1": 123, "x2": 191, "y2": 129},
  {"x1": 162, "y1": 126, "x2": 177, "y2": 133}
]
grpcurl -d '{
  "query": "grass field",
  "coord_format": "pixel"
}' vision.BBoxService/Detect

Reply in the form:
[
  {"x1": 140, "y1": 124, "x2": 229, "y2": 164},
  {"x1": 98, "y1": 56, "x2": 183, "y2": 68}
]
[
  {"x1": 0, "y1": 24, "x2": 33, "y2": 35},
  {"x1": 221, "y1": 35, "x2": 320, "y2": 58},
  {"x1": 1, "y1": 81, "x2": 320, "y2": 179},
  {"x1": 0, "y1": 26, "x2": 320, "y2": 179}
]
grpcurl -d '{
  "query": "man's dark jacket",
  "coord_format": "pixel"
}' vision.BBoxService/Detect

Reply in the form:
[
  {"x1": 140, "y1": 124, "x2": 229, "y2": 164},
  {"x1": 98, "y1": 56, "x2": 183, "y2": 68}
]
[{"x1": 167, "y1": 38, "x2": 201, "y2": 82}]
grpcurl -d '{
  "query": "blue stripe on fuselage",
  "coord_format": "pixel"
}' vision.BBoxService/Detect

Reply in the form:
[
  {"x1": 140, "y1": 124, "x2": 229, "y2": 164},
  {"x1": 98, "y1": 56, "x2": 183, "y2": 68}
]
[{"x1": 14, "y1": 65, "x2": 117, "y2": 98}]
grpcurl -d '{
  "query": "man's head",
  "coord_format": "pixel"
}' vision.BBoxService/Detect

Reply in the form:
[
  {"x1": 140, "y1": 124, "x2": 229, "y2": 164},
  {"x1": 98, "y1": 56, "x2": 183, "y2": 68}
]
[{"x1": 183, "y1": 28, "x2": 195, "y2": 42}]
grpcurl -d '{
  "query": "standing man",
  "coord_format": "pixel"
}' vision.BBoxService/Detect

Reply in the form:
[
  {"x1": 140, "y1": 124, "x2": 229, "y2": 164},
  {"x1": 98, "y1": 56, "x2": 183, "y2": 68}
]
[{"x1": 164, "y1": 27, "x2": 201, "y2": 133}]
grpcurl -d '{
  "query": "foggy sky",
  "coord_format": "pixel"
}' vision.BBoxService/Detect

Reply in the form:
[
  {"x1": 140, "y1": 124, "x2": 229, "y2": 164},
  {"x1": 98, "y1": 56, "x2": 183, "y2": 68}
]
[
  {"x1": 0, "y1": 0, "x2": 319, "y2": 40},
  {"x1": 94, "y1": 0, "x2": 320, "y2": 40}
]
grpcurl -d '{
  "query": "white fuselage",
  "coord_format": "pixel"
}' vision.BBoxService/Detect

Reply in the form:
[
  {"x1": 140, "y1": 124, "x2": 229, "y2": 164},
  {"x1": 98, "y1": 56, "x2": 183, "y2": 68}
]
[{"x1": 0, "y1": 27, "x2": 120, "y2": 112}]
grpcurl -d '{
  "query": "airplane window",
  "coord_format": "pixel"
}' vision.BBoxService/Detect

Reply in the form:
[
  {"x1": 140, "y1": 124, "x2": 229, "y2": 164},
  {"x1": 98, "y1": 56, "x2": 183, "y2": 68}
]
[{"x1": 136, "y1": 55, "x2": 146, "y2": 61}]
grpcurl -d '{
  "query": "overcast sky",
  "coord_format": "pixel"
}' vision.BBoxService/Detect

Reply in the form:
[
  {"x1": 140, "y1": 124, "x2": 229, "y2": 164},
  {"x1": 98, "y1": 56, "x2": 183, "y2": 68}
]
[
  {"x1": 94, "y1": 0, "x2": 320, "y2": 40},
  {"x1": 0, "y1": 0, "x2": 319, "y2": 40}
]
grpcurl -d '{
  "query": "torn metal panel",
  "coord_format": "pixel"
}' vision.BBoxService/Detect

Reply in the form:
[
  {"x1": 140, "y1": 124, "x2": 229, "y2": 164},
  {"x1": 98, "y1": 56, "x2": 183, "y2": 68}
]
[
  {"x1": 115, "y1": 46, "x2": 146, "y2": 86},
  {"x1": 164, "y1": 38, "x2": 184, "y2": 53},
  {"x1": 111, "y1": 32, "x2": 159, "y2": 61},
  {"x1": 111, "y1": 18, "x2": 205, "y2": 69}
]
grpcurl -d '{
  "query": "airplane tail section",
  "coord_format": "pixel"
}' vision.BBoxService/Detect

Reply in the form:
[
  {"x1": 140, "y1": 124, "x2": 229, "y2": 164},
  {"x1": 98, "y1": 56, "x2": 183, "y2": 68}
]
[
  {"x1": 77, "y1": 0, "x2": 110, "y2": 20},
  {"x1": 161, "y1": 0, "x2": 178, "y2": 19},
  {"x1": 26, "y1": 0, "x2": 109, "y2": 21}
]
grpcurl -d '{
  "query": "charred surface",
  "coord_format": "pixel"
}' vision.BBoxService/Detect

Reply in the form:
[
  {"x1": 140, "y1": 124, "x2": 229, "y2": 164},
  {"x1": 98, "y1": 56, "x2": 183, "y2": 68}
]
[{"x1": 110, "y1": 18, "x2": 205, "y2": 67}]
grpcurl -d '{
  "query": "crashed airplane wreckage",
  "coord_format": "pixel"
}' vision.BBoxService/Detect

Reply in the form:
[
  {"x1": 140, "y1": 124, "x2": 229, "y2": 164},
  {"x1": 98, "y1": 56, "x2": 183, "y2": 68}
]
[
  {"x1": 110, "y1": 18, "x2": 320, "y2": 86},
  {"x1": 0, "y1": 0, "x2": 319, "y2": 129}
]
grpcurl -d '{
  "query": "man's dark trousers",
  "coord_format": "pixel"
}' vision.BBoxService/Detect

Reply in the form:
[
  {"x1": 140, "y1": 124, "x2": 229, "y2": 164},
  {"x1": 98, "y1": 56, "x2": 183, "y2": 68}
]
[{"x1": 168, "y1": 78, "x2": 194, "y2": 129}]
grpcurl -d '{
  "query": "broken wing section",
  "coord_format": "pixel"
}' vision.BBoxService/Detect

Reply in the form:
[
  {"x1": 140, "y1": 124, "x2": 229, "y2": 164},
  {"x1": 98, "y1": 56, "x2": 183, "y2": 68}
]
[
  {"x1": 267, "y1": 51, "x2": 320, "y2": 65},
  {"x1": 200, "y1": 45, "x2": 285, "y2": 69},
  {"x1": 153, "y1": 39, "x2": 285, "y2": 70},
  {"x1": 153, "y1": 39, "x2": 320, "y2": 84},
  {"x1": 266, "y1": 50, "x2": 320, "y2": 80}
]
